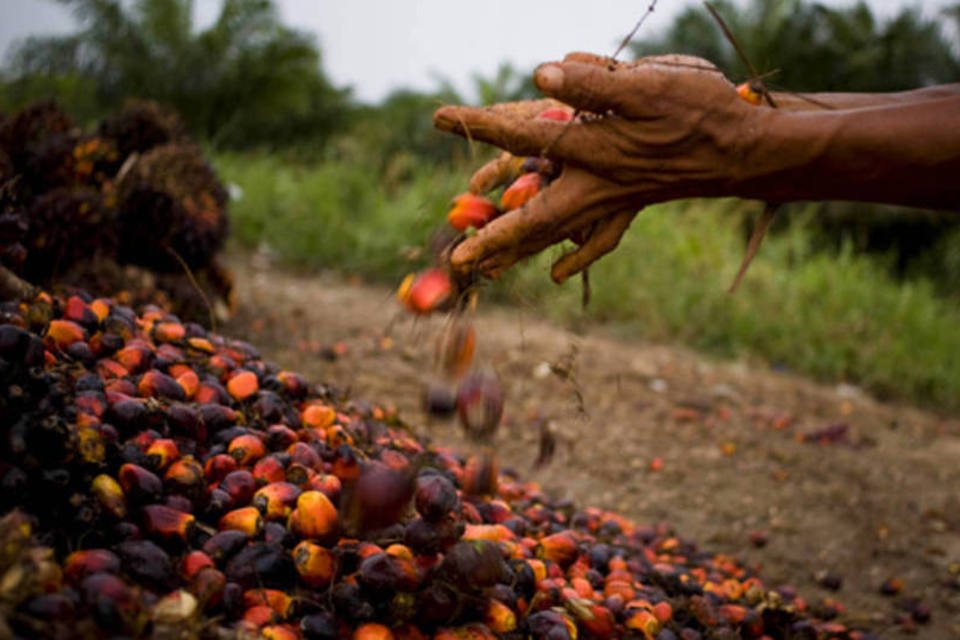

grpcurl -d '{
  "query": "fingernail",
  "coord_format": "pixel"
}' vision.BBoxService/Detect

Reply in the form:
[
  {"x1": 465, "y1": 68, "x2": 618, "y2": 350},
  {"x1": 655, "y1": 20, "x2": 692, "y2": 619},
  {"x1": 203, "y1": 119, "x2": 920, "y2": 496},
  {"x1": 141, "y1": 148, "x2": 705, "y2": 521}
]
[
  {"x1": 432, "y1": 107, "x2": 456, "y2": 131},
  {"x1": 534, "y1": 64, "x2": 564, "y2": 93}
]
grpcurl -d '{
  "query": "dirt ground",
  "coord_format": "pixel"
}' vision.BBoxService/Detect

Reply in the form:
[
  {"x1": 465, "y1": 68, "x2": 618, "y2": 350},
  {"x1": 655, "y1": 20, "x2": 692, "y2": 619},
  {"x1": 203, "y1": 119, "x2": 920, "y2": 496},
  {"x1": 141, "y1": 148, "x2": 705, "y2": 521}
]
[{"x1": 225, "y1": 253, "x2": 960, "y2": 639}]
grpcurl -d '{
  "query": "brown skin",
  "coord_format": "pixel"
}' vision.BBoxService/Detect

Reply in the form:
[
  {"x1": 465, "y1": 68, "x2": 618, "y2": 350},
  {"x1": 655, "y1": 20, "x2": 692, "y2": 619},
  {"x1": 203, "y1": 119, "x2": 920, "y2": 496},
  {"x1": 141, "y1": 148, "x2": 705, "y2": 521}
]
[{"x1": 434, "y1": 52, "x2": 960, "y2": 283}]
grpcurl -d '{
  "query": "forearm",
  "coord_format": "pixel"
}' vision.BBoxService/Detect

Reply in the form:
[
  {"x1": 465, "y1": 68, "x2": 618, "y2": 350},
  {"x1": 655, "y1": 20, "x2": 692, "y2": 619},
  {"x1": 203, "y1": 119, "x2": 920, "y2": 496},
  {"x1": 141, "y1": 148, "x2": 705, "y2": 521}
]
[
  {"x1": 732, "y1": 96, "x2": 960, "y2": 210},
  {"x1": 772, "y1": 84, "x2": 960, "y2": 111}
]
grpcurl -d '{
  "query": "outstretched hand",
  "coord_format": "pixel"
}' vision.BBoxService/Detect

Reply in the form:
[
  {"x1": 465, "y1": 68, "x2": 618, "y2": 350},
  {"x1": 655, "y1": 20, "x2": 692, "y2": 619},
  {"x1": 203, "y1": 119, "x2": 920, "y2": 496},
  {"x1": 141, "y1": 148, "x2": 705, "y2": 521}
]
[{"x1": 433, "y1": 53, "x2": 762, "y2": 282}]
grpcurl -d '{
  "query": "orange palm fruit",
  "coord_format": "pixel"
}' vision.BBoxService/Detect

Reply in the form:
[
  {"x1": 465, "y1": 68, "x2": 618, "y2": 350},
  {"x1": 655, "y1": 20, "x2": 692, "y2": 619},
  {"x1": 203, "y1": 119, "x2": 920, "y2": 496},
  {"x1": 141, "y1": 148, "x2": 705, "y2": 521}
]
[
  {"x1": 228, "y1": 433, "x2": 267, "y2": 466},
  {"x1": 437, "y1": 318, "x2": 476, "y2": 379},
  {"x1": 262, "y1": 624, "x2": 300, "y2": 640},
  {"x1": 227, "y1": 370, "x2": 259, "y2": 401},
  {"x1": 187, "y1": 336, "x2": 215, "y2": 354},
  {"x1": 461, "y1": 452, "x2": 498, "y2": 497},
  {"x1": 243, "y1": 604, "x2": 278, "y2": 627},
  {"x1": 397, "y1": 268, "x2": 453, "y2": 316},
  {"x1": 302, "y1": 403, "x2": 336, "y2": 429},
  {"x1": 252, "y1": 482, "x2": 301, "y2": 521},
  {"x1": 537, "y1": 531, "x2": 578, "y2": 567},
  {"x1": 292, "y1": 540, "x2": 336, "y2": 588},
  {"x1": 288, "y1": 490, "x2": 338, "y2": 542},
  {"x1": 219, "y1": 506, "x2": 264, "y2": 536},
  {"x1": 500, "y1": 172, "x2": 542, "y2": 212},
  {"x1": 204, "y1": 454, "x2": 237, "y2": 483},
  {"x1": 153, "y1": 322, "x2": 186, "y2": 343},
  {"x1": 625, "y1": 609, "x2": 660, "y2": 636},
  {"x1": 447, "y1": 192, "x2": 499, "y2": 231},
  {"x1": 45, "y1": 319, "x2": 85, "y2": 349},
  {"x1": 92, "y1": 473, "x2": 126, "y2": 518},
  {"x1": 175, "y1": 368, "x2": 200, "y2": 398},
  {"x1": 484, "y1": 599, "x2": 517, "y2": 633},
  {"x1": 145, "y1": 438, "x2": 180, "y2": 471},
  {"x1": 244, "y1": 589, "x2": 294, "y2": 619},
  {"x1": 252, "y1": 455, "x2": 288, "y2": 484},
  {"x1": 114, "y1": 344, "x2": 151, "y2": 373},
  {"x1": 353, "y1": 623, "x2": 394, "y2": 640},
  {"x1": 736, "y1": 82, "x2": 763, "y2": 106},
  {"x1": 138, "y1": 370, "x2": 185, "y2": 400}
]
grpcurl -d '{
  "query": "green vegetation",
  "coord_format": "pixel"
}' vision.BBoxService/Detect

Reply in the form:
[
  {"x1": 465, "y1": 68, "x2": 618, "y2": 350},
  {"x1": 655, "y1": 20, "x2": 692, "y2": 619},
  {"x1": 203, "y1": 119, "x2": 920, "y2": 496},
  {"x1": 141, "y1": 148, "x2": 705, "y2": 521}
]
[{"x1": 217, "y1": 153, "x2": 960, "y2": 411}]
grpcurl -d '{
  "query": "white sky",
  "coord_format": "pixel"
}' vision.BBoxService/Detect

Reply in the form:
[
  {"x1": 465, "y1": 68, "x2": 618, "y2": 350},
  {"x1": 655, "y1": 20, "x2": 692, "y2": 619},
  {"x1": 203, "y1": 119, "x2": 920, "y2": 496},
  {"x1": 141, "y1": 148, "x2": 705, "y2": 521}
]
[{"x1": 0, "y1": 0, "x2": 953, "y2": 103}]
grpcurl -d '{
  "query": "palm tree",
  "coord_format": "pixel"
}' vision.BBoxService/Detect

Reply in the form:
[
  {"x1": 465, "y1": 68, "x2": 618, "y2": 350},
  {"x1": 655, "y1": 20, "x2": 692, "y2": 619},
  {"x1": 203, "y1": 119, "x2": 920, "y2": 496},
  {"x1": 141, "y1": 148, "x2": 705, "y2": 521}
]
[{"x1": 7, "y1": 0, "x2": 350, "y2": 148}]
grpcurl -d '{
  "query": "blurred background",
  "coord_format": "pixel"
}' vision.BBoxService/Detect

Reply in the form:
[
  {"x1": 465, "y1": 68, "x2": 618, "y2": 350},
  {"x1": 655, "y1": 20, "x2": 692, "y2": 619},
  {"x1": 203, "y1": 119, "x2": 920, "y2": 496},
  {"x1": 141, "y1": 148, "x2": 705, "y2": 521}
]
[{"x1": 1, "y1": 0, "x2": 958, "y2": 410}]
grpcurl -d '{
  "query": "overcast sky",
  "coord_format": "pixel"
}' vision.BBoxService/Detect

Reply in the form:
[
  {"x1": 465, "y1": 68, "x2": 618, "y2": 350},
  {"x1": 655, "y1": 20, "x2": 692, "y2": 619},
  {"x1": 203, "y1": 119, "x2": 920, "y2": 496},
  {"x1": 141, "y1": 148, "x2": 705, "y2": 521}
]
[{"x1": 0, "y1": 0, "x2": 953, "y2": 102}]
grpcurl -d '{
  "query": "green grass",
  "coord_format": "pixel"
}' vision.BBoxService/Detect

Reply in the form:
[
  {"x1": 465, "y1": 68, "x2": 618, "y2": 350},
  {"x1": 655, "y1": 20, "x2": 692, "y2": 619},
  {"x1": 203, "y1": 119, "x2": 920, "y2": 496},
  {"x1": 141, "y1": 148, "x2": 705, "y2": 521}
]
[{"x1": 215, "y1": 152, "x2": 960, "y2": 411}]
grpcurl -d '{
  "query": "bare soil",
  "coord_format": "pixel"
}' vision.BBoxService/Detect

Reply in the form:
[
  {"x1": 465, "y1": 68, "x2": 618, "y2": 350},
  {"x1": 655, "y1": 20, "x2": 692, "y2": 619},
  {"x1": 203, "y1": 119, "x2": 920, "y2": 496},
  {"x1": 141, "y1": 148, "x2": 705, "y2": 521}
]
[{"x1": 225, "y1": 254, "x2": 960, "y2": 639}]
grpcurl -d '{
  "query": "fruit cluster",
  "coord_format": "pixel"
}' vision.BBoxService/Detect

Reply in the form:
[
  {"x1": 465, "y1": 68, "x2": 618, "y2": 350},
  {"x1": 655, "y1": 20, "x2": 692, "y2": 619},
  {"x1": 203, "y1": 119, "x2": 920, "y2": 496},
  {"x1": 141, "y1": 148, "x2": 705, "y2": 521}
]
[
  {"x1": 0, "y1": 100, "x2": 232, "y2": 322},
  {"x1": 0, "y1": 288, "x2": 877, "y2": 639}
]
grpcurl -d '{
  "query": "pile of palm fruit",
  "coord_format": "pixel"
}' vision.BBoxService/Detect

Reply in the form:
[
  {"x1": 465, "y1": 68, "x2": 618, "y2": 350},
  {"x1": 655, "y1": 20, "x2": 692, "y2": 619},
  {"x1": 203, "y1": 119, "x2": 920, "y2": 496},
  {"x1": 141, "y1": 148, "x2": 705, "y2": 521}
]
[
  {"x1": 0, "y1": 286, "x2": 879, "y2": 640},
  {"x1": 0, "y1": 100, "x2": 232, "y2": 323}
]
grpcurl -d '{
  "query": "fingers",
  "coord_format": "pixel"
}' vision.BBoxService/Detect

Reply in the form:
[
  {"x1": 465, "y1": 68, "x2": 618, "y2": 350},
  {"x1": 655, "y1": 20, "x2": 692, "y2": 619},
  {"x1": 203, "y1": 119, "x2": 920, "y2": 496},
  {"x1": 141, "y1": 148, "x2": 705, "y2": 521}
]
[
  {"x1": 550, "y1": 210, "x2": 638, "y2": 283},
  {"x1": 434, "y1": 104, "x2": 588, "y2": 159},
  {"x1": 469, "y1": 152, "x2": 525, "y2": 194},
  {"x1": 534, "y1": 61, "x2": 636, "y2": 116}
]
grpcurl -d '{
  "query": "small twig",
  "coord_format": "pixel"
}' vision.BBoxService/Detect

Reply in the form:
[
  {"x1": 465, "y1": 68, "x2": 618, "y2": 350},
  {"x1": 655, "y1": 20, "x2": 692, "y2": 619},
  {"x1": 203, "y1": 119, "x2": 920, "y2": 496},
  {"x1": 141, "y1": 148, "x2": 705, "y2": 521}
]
[
  {"x1": 729, "y1": 202, "x2": 778, "y2": 293},
  {"x1": 164, "y1": 247, "x2": 217, "y2": 332},
  {"x1": 612, "y1": 0, "x2": 660, "y2": 60}
]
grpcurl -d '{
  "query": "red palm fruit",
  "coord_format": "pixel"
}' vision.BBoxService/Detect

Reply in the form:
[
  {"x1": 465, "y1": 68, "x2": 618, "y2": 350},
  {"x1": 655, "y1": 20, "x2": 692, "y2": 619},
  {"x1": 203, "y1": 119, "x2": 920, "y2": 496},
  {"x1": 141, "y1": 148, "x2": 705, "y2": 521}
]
[
  {"x1": 98, "y1": 359, "x2": 130, "y2": 380},
  {"x1": 175, "y1": 368, "x2": 200, "y2": 399},
  {"x1": 688, "y1": 595, "x2": 718, "y2": 628},
  {"x1": 572, "y1": 602, "x2": 615, "y2": 639},
  {"x1": 308, "y1": 473, "x2": 342, "y2": 503},
  {"x1": 288, "y1": 490, "x2": 338, "y2": 542},
  {"x1": 138, "y1": 369, "x2": 186, "y2": 400},
  {"x1": 64, "y1": 295, "x2": 95, "y2": 324},
  {"x1": 456, "y1": 370, "x2": 504, "y2": 443},
  {"x1": 397, "y1": 268, "x2": 453, "y2": 315},
  {"x1": 153, "y1": 322, "x2": 186, "y2": 343},
  {"x1": 415, "y1": 474, "x2": 459, "y2": 522},
  {"x1": 244, "y1": 588, "x2": 295, "y2": 619},
  {"x1": 500, "y1": 172, "x2": 542, "y2": 212},
  {"x1": 292, "y1": 540, "x2": 336, "y2": 588},
  {"x1": 219, "y1": 470, "x2": 257, "y2": 505},
  {"x1": 118, "y1": 463, "x2": 163, "y2": 503},
  {"x1": 537, "y1": 531, "x2": 578, "y2": 567},
  {"x1": 276, "y1": 370, "x2": 308, "y2": 398},
  {"x1": 202, "y1": 530, "x2": 249, "y2": 565},
  {"x1": 265, "y1": 424, "x2": 298, "y2": 450},
  {"x1": 253, "y1": 482, "x2": 302, "y2": 521},
  {"x1": 652, "y1": 600, "x2": 672, "y2": 624},
  {"x1": 538, "y1": 107, "x2": 574, "y2": 122},
  {"x1": 736, "y1": 82, "x2": 763, "y2": 106},
  {"x1": 301, "y1": 404, "x2": 335, "y2": 429},
  {"x1": 190, "y1": 567, "x2": 226, "y2": 610},
  {"x1": 330, "y1": 445, "x2": 360, "y2": 482},
  {"x1": 194, "y1": 384, "x2": 221, "y2": 404},
  {"x1": 462, "y1": 452, "x2": 499, "y2": 497},
  {"x1": 204, "y1": 454, "x2": 238, "y2": 484},
  {"x1": 142, "y1": 504, "x2": 196, "y2": 543},
  {"x1": 438, "y1": 318, "x2": 476, "y2": 380},
  {"x1": 253, "y1": 455, "x2": 288, "y2": 484},
  {"x1": 219, "y1": 506, "x2": 263, "y2": 536},
  {"x1": 114, "y1": 344, "x2": 151, "y2": 373},
  {"x1": 447, "y1": 192, "x2": 499, "y2": 231},
  {"x1": 341, "y1": 460, "x2": 417, "y2": 535},
  {"x1": 484, "y1": 598, "x2": 517, "y2": 633},
  {"x1": 63, "y1": 549, "x2": 121, "y2": 584},
  {"x1": 285, "y1": 462, "x2": 314, "y2": 487},
  {"x1": 181, "y1": 550, "x2": 215, "y2": 580},
  {"x1": 353, "y1": 623, "x2": 395, "y2": 640},
  {"x1": 228, "y1": 433, "x2": 267, "y2": 466},
  {"x1": 145, "y1": 438, "x2": 180, "y2": 471},
  {"x1": 262, "y1": 624, "x2": 300, "y2": 640},
  {"x1": 243, "y1": 604, "x2": 279, "y2": 627},
  {"x1": 227, "y1": 370, "x2": 259, "y2": 401},
  {"x1": 80, "y1": 573, "x2": 137, "y2": 624},
  {"x1": 287, "y1": 441, "x2": 321, "y2": 469},
  {"x1": 92, "y1": 473, "x2": 127, "y2": 518}
]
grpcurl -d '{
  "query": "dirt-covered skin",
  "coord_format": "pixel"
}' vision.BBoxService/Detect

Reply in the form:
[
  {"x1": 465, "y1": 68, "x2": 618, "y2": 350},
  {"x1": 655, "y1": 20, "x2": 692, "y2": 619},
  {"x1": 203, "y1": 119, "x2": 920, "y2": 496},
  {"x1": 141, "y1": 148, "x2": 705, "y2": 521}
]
[{"x1": 226, "y1": 253, "x2": 960, "y2": 639}]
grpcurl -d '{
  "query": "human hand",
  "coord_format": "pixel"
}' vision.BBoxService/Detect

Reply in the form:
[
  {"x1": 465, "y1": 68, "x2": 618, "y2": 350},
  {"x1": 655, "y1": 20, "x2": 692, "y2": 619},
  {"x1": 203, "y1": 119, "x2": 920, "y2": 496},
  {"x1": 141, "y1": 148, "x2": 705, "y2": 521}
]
[{"x1": 434, "y1": 53, "x2": 764, "y2": 281}]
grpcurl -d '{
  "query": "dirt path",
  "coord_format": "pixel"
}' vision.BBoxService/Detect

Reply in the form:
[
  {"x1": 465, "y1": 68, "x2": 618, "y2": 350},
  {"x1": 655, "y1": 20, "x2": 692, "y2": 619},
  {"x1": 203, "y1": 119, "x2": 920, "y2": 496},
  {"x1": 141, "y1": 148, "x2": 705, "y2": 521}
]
[{"x1": 225, "y1": 254, "x2": 960, "y2": 638}]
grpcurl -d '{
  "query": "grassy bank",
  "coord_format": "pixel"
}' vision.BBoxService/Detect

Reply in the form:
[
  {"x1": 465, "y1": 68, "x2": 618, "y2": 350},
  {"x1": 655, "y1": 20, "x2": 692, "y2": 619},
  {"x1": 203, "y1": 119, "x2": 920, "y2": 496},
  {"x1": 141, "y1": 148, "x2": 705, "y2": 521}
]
[{"x1": 216, "y1": 153, "x2": 960, "y2": 411}]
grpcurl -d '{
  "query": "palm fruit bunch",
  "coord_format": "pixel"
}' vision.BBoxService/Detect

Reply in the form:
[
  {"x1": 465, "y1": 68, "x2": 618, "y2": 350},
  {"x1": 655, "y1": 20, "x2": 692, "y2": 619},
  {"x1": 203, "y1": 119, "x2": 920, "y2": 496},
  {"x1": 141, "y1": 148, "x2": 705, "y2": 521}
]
[
  {"x1": 0, "y1": 288, "x2": 882, "y2": 639},
  {"x1": 115, "y1": 142, "x2": 229, "y2": 272},
  {"x1": 0, "y1": 100, "x2": 231, "y2": 322}
]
